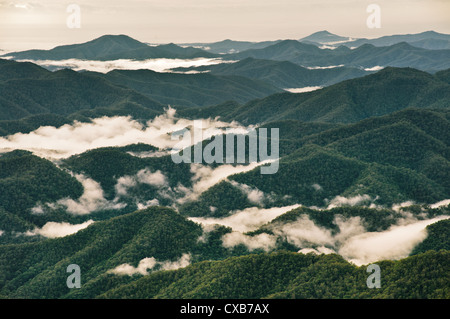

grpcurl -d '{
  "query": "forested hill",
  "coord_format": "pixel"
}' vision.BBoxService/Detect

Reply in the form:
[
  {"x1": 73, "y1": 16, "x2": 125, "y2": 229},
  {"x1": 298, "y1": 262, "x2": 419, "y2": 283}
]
[
  {"x1": 0, "y1": 205, "x2": 448, "y2": 299},
  {"x1": 0, "y1": 58, "x2": 280, "y2": 124},
  {"x1": 179, "y1": 108, "x2": 450, "y2": 217},
  {"x1": 180, "y1": 67, "x2": 450, "y2": 124},
  {"x1": 223, "y1": 39, "x2": 450, "y2": 72},
  {"x1": 170, "y1": 57, "x2": 371, "y2": 88}
]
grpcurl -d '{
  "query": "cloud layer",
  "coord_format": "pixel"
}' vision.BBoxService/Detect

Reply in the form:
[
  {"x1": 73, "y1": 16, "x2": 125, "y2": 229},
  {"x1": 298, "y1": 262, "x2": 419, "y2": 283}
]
[
  {"x1": 195, "y1": 202, "x2": 449, "y2": 265},
  {"x1": 13, "y1": 57, "x2": 228, "y2": 73},
  {"x1": 109, "y1": 253, "x2": 191, "y2": 276},
  {"x1": 190, "y1": 204, "x2": 301, "y2": 233},
  {"x1": 25, "y1": 220, "x2": 94, "y2": 238},
  {"x1": 0, "y1": 107, "x2": 250, "y2": 160}
]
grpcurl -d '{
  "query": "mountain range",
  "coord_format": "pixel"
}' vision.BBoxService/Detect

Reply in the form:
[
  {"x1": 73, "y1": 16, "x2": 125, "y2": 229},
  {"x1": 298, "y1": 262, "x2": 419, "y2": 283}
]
[
  {"x1": 0, "y1": 32, "x2": 449, "y2": 300},
  {"x1": 181, "y1": 30, "x2": 450, "y2": 53},
  {"x1": 170, "y1": 57, "x2": 371, "y2": 88},
  {"x1": 2, "y1": 35, "x2": 219, "y2": 61},
  {"x1": 0, "y1": 58, "x2": 281, "y2": 124},
  {"x1": 179, "y1": 67, "x2": 450, "y2": 124},
  {"x1": 224, "y1": 40, "x2": 450, "y2": 72},
  {"x1": 3, "y1": 32, "x2": 450, "y2": 73},
  {"x1": 297, "y1": 30, "x2": 450, "y2": 50}
]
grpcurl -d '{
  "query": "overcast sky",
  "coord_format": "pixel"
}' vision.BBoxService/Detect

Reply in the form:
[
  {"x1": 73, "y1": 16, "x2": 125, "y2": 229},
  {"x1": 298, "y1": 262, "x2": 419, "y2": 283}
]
[{"x1": 1, "y1": 0, "x2": 449, "y2": 51}]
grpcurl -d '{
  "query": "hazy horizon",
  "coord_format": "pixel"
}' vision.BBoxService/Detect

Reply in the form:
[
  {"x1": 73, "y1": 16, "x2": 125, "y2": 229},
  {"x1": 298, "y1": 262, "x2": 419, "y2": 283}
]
[{"x1": 1, "y1": 0, "x2": 450, "y2": 52}]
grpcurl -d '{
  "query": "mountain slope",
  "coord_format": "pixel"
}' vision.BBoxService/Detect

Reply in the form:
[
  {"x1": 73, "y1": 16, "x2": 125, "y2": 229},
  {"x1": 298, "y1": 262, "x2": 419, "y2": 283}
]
[
  {"x1": 299, "y1": 30, "x2": 354, "y2": 45},
  {"x1": 99, "y1": 250, "x2": 450, "y2": 299},
  {"x1": 0, "y1": 151, "x2": 84, "y2": 232},
  {"x1": 0, "y1": 60, "x2": 165, "y2": 121},
  {"x1": 172, "y1": 57, "x2": 370, "y2": 88},
  {"x1": 179, "y1": 39, "x2": 282, "y2": 54},
  {"x1": 89, "y1": 68, "x2": 282, "y2": 107},
  {"x1": 1, "y1": 203, "x2": 448, "y2": 299},
  {"x1": 225, "y1": 40, "x2": 450, "y2": 71},
  {"x1": 340, "y1": 31, "x2": 450, "y2": 50},
  {"x1": 0, "y1": 59, "x2": 281, "y2": 123},
  {"x1": 199, "y1": 67, "x2": 450, "y2": 125},
  {"x1": 179, "y1": 108, "x2": 450, "y2": 216},
  {"x1": 0, "y1": 207, "x2": 203, "y2": 298}
]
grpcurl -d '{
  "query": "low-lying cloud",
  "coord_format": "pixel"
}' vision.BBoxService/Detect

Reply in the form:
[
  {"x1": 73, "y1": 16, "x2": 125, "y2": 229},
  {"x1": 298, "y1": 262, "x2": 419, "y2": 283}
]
[
  {"x1": 109, "y1": 253, "x2": 191, "y2": 276},
  {"x1": 14, "y1": 57, "x2": 228, "y2": 73},
  {"x1": 0, "y1": 107, "x2": 250, "y2": 160},
  {"x1": 230, "y1": 181, "x2": 267, "y2": 206},
  {"x1": 326, "y1": 194, "x2": 374, "y2": 209},
  {"x1": 175, "y1": 161, "x2": 274, "y2": 204},
  {"x1": 304, "y1": 65, "x2": 345, "y2": 70},
  {"x1": 222, "y1": 232, "x2": 277, "y2": 252},
  {"x1": 33, "y1": 173, "x2": 126, "y2": 216},
  {"x1": 203, "y1": 202, "x2": 449, "y2": 265},
  {"x1": 338, "y1": 216, "x2": 449, "y2": 265},
  {"x1": 284, "y1": 86, "x2": 322, "y2": 93},
  {"x1": 189, "y1": 204, "x2": 301, "y2": 233},
  {"x1": 430, "y1": 199, "x2": 450, "y2": 209},
  {"x1": 115, "y1": 168, "x2": 168, "y2": 196},
  {"x1": 25, "y1": 220, "x2": 94, "y2": 238},
  {"x1": 191, "y1": 204, "x2": 301, "y2": 252}
]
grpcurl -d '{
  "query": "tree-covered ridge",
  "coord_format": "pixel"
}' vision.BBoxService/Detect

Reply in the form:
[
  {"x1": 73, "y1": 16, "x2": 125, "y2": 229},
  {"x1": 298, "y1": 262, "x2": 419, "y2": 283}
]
[
  {"x1": 411, "y1": 219, "x2": 450, "y2": 255},
  {"x1": 1, "y1": 61, "x2": 450, "y2": 136},
  {"x1": 0, "y1": 150, "x2": 83, "y2": 232},
  {"x1": 0, "y1": 207, "x2": 202, "y2": 298},
  {"x1": 98, "y1": 250, "x2": 450, "y2": 299},
  {"x1": 181, "y1": 67, "x2": 450, "y2": 125},
  {"x1": 0, "y1": 48, "x2": 448, "y2": 300},
  {"x1": 0, "y1": 58, "x2": 280, "y2": 124},
  {"x1": 0, "y1": 108, "x2": 447, "y2": 232},
  {"x1": 224, "y1": 40, "x2": 450, "y2": 72},
  {"x1": 0, "y1": 203, "x2": 448, "y2": 299},
  {"x1": 170, "y1": 57, "x2": 371, "y2": 88},
  {"x1": 1, "y1": 35, "x2": 219, "y2": 61},
  {"x1": 61, "y1": 147, "x2": 193, "y2": 200},
  {"x1": 179, "y1": 109, "x2": 449, "y2": 217},
  {"x1": 89, "y1": 68, "x2": 281, "y2": 107},
  {"x1": 0, "y1": 62, "x2": 164, "y2": 121}
]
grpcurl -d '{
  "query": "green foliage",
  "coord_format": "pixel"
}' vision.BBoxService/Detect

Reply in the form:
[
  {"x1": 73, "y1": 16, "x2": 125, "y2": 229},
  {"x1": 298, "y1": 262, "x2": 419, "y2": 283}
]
[
  {"x1": 96, "y1": 69, "x2": 281, "y2": 107},
  {"x1": 226, "y1": 40, "x2": 450, "y2": 72},
  {"x1": 0, "y1": 207, "x2": 202, "y2": 298},
  {"x1": 0, "y1": 50, "x2": 449, "y2": 300},
  {"x1": 0, "y1": 202, "x2": 448, "y2": 299},
  {"x1": 179, "y1": 181, "x2": 254, "y2": 217},
  {"x1": 0, "y1": 62, "x2": 163, "y2": 121},
  {"x1": 99, "y1": 250, "x2": 450, "y2": 299},
  {"x1": 172, "y1": 57, "x2": 371, "y2": 88},
  {"x1": 0, "y1": 58, "x2": 280, "y2": 123},
  {"x1": 61, "y1": 147, "x2": 193, "y2": 201},
  {"x1": 0, "y1": 150, "x2": 83, "y2": 225},
  {"x1": 411, "y1": 218, "x2": 450, "y2": 255},
  {"x1": 198, "y1": 68, "x2": 450, "y2": 125},
  {"x1": 180, "y1": 109, "x2": 450, "y2": 215}
]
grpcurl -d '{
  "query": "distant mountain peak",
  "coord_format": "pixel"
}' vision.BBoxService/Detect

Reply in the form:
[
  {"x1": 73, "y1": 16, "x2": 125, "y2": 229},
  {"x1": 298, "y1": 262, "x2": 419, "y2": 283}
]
[
  {"x1": 300, "y1": 31, "x2": 350, "y2": 44},
  {"x1": 87, "y1": 34, "x2": 147, "y2": 47},
  {"x1": 310, "y1": 30, "x2": 335, "y2": 36}
]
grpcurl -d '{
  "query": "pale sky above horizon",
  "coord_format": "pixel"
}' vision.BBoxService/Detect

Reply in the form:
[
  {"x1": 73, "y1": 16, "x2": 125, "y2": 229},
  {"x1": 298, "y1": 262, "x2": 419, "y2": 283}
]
[{"x1": 1, "y1": 0, "x2": 449, "y2": 51}]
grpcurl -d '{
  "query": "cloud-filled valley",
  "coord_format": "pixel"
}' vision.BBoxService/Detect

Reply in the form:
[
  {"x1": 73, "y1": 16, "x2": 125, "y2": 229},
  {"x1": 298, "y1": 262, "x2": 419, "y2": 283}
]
[{"x1": 0, "y1": 107, "x2": 251, "y2": 159}]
